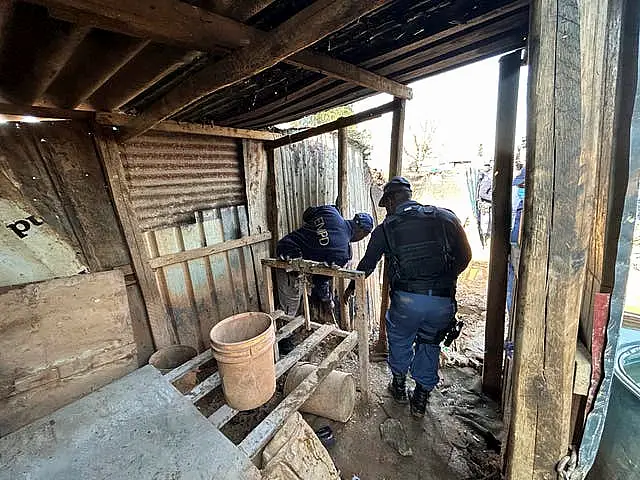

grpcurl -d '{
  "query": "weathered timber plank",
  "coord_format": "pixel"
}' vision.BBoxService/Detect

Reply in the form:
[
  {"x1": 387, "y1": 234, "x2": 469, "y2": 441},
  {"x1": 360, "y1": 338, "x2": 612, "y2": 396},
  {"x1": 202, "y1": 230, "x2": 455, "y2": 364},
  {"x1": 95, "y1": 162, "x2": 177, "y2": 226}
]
[
  {"x1": 148, "y1": 232, "x2": 271, "y2": 269},
  {"x1": 94, "y1": 129, "x2": 177, "y2": 347},
  {"x1": 97, "y1": 113, "x2": 279, "y2": 140},
  {"x1": 266, "y1": 102, "x2": 394, "y2": 150},
  {"x1": 0, "y1": 271, "x2": 137, "y2": 435},
  {"x1": 261, "y1": 258, "x2": 365, "y2": 279},
  {"x1": 120, "y1": 0, "x2": 393, "y2": 139}
]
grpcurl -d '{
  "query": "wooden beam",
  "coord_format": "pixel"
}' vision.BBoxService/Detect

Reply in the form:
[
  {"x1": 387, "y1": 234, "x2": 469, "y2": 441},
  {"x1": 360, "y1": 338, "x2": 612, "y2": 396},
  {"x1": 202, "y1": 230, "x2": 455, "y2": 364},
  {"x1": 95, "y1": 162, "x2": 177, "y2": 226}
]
[
  {"x1": 239, "y1": 330, "x2": 358, "y2": 459},
  {"x1": 482, "y1": 50, "x2": 521, "y2": 400},
  {"x1": 36, "y1": 0, "x2": 411, "y2": 103},
  {"x1": 46, "y1": 31, "x2": 149, "y2": 108},
  {"x1": 28, "y1": 0, "x2": 254, "y2": 50},
  {"x1": 0, "y1": 102, "x2": 94, "y2": 120},
  {"x1": 287, "y1": 50, "x2": 412, "y2": 100},
  {"x1": 266, "y1": 101, "x2": 394, "y2": 150},
  {"x1": 148, "y1": 232, "x2": 271, "y2": 269},
  {"x1": 505, "y1": 0, "x2": 601, "y2": 476},
  {"x1": 119, "y1": 0, "x2": 393, "y2": 140},
  {"x1": 6, "y1": 22, "x2": 89, "y2": 104},
  {"x1": 261, "y1": 258, "x2": 366, "y2": 280},
  {"x1": 96, "y1": 113, "x2": 279, "y2": 140},
  {"x1": 211, "y1": 0, "x2": 277, "y2": 22},
  {"x1": 34, "y1": 0, "x2": 411, "y2": 105},
  {"x1": 389, "y1": 97, "x2": 406, "y2": 176},
  {"x1": 336, "y1": 128, "x2": 350, "y2": 331},
  {"x1": 89, "y1": 45, "x2": 201, "y2": 111},
  {"x1": 94, "y1": 128, "x2": 178, "y2": 348},
  {"x1": 222, "y1": 2, "x2": 529, "y2": 127}
]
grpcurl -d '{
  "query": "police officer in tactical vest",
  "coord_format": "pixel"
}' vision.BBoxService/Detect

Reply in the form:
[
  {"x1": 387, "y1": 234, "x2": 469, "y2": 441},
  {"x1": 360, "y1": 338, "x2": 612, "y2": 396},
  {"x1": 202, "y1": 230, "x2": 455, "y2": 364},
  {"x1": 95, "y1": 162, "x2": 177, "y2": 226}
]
[{"x1": 345, "y1": 177, "x2": 471, "y2": 417}]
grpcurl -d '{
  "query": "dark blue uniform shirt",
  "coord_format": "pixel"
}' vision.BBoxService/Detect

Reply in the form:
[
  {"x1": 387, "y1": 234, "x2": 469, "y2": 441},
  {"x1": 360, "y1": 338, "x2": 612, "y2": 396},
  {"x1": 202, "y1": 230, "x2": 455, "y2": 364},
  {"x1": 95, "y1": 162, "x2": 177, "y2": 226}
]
[
  {"x1": 276, "y1": 205, "x2": 357, "y2": 301},
  {"x1": 276, "y1": 205, "x2": 356, "y2": 266},
  {"x1": 355, "y1": 201, "x2": 472, "y2": 292}
]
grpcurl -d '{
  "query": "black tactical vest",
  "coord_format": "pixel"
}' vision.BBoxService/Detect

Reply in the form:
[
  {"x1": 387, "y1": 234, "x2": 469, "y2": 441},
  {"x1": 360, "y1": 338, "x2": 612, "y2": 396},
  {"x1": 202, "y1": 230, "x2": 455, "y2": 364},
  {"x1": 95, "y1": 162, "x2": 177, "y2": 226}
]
[{"x1": 382, "y1": 204, "x2": 455, "y2": 292}]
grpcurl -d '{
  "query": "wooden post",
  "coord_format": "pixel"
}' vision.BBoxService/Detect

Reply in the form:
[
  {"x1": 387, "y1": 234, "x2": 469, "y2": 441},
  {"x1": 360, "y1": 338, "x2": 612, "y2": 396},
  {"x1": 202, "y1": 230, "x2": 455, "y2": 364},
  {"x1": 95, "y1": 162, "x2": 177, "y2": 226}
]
[
  {"x1": 336, "y1": 127, "x2": 349, "y2": 215},
  {"x1": 482, "y1": 50, "x2": 521, "y2": 399},
  {"x1": 301, "y1": 276, "x2": 311, "y2": 331},
  {"x1": 375, "y1": 97, "x2": 406, "y2": 356},
  {"x1": 336, "y1": 128, "x2": 351, "y2": 330},
  {"x1": 94, "y1": 129, "x2": 177, "y2": 348},
  {"x1": 505, "y1": 0, "x2": 605, "y2": 476},
  {"x1": 389, "y1": 97, "x2": 406, "y2": 176},
  {"x1": 265, "y1": 148, "x2": 279, "y2": 255},
  {"x1": 356, "y1": 277, "x2": 370, "y2": 404},
  {"x1": 262, "y1": 264, "x2": 275, "y2": 313},
  {"x1": 243, "y1": 140, "x2": 271, "y2": 311}
]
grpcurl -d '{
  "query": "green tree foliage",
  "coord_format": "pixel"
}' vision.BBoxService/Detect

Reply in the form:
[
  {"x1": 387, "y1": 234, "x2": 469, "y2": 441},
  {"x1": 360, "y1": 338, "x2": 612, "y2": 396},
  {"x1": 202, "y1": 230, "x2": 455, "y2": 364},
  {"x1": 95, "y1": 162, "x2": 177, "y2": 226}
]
[{"x1": 290, "y1": 105, "x2": 373, "y2": 159}]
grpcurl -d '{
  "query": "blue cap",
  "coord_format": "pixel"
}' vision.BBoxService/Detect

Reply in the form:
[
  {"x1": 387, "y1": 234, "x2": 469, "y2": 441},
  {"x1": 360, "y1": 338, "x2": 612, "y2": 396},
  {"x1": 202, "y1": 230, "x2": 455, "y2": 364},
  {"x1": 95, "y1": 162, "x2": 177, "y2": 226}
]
[
  {"x1": 353, "y1": 212, "x2": 374, "y2": 233},
  {"x1": 379, "y1": 176, "x2": 412, "y2": 206}
]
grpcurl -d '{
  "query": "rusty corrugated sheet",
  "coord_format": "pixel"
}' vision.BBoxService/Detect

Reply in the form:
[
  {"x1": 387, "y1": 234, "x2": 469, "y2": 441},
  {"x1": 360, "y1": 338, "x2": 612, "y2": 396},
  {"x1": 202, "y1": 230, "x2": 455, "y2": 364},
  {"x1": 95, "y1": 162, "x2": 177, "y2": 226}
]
[{"x1": 120, "y1": 131, "x2": 246, "y2": 231}]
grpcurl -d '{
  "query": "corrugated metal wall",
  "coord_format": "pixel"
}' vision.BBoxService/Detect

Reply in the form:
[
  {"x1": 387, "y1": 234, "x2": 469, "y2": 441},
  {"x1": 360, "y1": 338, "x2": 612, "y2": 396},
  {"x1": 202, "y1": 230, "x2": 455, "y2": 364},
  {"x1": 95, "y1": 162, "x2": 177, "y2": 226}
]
[
  {"x1": 274, "y1": 133, "x2": 381, "y2": 331},
  {"x1": 119, "y1": 131, "x2": 246, "y2": 232},
  {"x1": 119, "y1": 132, "x2": 260, "y2": 352}
]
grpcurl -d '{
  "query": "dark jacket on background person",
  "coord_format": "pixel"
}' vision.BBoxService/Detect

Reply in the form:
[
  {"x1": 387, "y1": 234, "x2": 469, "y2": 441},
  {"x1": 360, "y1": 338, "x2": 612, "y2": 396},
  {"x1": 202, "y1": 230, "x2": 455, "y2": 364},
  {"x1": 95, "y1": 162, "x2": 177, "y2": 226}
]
[
  {"x1": 356, "y1": 200, "x2": 472, "y2": 296},
  {"x1": 276, "y1": 205, "x2": 357, "y2": 267},
  {"x1": 276, "y1": 205, "x2": 367, "y2": 302}
]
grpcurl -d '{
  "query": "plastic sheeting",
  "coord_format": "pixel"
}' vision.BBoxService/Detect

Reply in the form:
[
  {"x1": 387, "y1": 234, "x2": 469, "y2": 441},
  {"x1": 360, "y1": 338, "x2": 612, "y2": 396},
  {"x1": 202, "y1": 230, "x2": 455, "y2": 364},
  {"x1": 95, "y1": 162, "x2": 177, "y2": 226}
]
[{"x1": 572, "y1": 26, "x2": 640, "y2": 479}]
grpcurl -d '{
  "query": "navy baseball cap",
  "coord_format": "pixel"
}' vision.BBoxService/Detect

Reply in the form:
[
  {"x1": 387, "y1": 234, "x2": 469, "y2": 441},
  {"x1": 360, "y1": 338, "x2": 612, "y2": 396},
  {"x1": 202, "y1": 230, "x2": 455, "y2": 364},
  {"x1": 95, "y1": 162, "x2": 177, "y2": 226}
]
[
  {"x1": 379, "y1": 176, "x2": 412, "y2": 207},
  {"x1": 353, "y1": 212, "x2": 374, "y2": 232}
]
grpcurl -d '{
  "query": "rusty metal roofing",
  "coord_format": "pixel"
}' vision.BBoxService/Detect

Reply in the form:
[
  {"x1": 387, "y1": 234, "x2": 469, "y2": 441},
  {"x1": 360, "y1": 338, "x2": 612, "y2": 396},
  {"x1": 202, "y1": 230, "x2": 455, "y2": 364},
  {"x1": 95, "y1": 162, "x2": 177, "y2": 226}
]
[
  {"x1": 0, "y1": 0, "x2": 528, "y2": 129},
  {"x1": 119, "y1": 131, "x2": 246, "y2": 230}
]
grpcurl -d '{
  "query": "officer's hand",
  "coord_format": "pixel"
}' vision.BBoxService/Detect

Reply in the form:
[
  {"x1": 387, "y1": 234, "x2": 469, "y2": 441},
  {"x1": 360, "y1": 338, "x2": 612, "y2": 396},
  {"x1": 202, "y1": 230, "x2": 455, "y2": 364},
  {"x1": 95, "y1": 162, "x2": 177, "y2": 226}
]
[{"x1": 343, "y1": 282, "x2": 355, "y2": 304}]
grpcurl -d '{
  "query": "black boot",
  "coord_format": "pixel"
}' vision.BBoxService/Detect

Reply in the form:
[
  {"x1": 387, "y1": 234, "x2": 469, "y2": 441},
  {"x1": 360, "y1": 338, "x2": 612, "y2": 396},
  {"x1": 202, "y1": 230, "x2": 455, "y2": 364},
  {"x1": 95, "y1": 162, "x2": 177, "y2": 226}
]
[
  {"x1": 410, "y1": 383, "x2": 430, "y2": 418},
  {"x1": 387, "y1": 372, "x2": 408, "y2": 404}
]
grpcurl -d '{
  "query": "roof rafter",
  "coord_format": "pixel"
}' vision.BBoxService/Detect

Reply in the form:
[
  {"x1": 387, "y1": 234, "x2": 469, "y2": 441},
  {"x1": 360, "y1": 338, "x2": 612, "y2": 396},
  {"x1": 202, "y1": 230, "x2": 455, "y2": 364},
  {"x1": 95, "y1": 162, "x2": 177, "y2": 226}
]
[
  {"x1": 217, "y1": 0, "x2": 529, "y2": 127},
  {"x1": 208, "y1": 0, "x2": 277, "y2": 22},
  {"x1": 120, "y1": 0, "x2": 397, "y2": 139},
  {"x1": 27, "y1": 0, "x2": 411, "y2": 107}
]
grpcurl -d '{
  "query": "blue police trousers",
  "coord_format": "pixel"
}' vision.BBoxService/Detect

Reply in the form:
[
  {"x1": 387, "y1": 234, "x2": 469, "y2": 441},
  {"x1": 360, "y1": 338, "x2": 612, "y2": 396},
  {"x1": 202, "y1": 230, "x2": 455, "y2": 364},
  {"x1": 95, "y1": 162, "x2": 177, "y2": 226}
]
[{"x1": 386, "y1": 290, "x2": 456, "y2": 391}]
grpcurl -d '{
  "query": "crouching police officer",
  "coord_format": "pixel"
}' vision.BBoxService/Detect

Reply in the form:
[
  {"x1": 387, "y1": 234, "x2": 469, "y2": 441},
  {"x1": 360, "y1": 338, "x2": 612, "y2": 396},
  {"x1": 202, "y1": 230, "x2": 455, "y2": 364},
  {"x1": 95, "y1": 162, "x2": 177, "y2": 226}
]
[
  {"x1": 277, "y1": 205, "x2": 374, "y2": 316},
  {"x1": 345, "y1": 177, "x2": 471, "y2": 417}
]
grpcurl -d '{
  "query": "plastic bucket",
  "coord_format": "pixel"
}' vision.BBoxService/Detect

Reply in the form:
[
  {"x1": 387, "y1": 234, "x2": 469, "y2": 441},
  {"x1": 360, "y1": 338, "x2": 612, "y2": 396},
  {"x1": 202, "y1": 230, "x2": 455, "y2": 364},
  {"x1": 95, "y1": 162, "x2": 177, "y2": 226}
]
[
  {"x1": 149, "y1": 345, "x2": 198, "y2": 393},
  {"x1": 210, "y1": 312, "x2": 276, "y2": 411},
  {"x1": 284, "y1": 362, "x2": 356, "y2": 422}
]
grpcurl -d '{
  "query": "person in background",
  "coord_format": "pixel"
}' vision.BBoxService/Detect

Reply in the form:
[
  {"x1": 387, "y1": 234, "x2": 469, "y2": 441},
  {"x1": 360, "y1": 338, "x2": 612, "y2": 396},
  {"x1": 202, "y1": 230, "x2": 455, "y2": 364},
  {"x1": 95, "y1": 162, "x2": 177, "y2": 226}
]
[
  {"x1": 477, "y1": 162, "x2": 493, "y2": 246},
  {"x1": 506, "y1": 167, "x2": 526, "y2": 313},
  {"x1": 276, "y1": 205, "x2": 373, "y2": 318},
  {"x1": 345, "y1": 177, "x2": 471, "y2": 417}
]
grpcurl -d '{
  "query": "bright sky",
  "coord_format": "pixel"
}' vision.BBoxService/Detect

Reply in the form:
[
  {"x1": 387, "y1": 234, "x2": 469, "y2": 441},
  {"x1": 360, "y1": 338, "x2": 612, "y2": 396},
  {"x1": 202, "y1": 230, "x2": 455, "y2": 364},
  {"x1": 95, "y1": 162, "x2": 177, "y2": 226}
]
[{"x1": 352, "y1": 54, "x2": 528, "y2": 174}]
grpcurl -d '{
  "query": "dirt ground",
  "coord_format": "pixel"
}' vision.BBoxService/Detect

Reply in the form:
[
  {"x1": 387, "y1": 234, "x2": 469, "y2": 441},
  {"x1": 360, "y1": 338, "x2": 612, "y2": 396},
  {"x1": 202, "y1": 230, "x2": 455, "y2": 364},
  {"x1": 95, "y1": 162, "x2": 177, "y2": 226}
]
[
  {"x1": 196, "y1": 259, "x2": 497, "y2": 480},
  {"x1": 305, "y1": 259, "x2": 501, "y2": 480}
]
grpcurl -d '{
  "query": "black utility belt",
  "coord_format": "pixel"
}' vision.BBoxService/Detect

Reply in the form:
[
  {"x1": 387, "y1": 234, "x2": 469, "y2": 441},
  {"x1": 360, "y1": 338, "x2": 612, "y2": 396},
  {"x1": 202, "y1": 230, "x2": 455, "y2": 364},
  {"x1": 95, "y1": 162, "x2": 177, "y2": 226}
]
[{"x1": 392, "y1": 283, "x2": 454, "y2": 298}]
